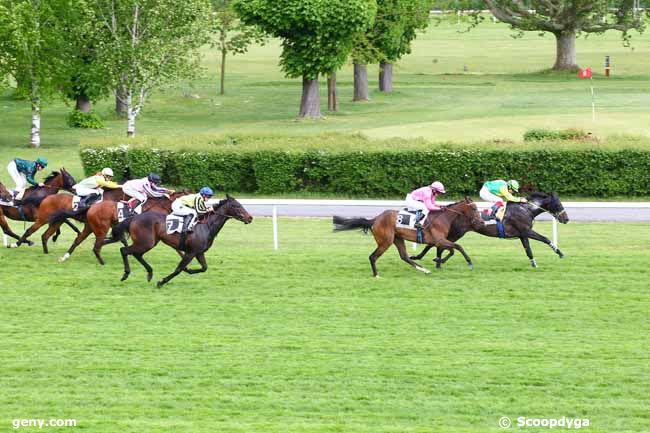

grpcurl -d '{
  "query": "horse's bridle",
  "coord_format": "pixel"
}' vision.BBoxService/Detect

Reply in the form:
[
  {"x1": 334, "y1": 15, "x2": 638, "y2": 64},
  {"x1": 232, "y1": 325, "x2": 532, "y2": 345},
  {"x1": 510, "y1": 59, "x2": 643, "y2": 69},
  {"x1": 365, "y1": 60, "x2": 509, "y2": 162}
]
[{"x1": 527, "y1": 201, "x2": 566, "y2": 220}]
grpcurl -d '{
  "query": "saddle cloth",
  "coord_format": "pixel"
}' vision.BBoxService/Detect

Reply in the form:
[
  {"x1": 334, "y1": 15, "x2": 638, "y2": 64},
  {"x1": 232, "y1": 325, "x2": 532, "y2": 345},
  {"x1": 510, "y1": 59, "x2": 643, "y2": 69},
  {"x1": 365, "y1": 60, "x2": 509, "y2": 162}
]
[
  {"x1": 116, "y1": 202, "x2": 142, "y2": 223},
  {"x1": 396, "y1": 208, "x2": 418, "y2": 229},
  {"x1": 71, "y1": 194, "x2": 104, "y2": 211},
  {"x1": 165, "y1": 214, "x2": 197, "y2": 234}
]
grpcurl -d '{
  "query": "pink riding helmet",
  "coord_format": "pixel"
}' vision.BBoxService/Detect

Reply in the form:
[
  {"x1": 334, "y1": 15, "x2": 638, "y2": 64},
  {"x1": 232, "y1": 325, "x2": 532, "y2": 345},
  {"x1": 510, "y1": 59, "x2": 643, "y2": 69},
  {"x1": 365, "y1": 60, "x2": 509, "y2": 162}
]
[{"x1": 430, "y1": 181, "x2": 446, "y2": 193}]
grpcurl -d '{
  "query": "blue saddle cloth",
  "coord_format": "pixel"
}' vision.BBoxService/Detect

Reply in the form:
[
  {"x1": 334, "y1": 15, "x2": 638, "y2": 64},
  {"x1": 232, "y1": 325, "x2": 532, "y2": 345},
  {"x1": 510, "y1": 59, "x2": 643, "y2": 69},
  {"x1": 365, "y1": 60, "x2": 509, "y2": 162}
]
[{"x1": 497, "y1": 220, "x2": 506, "y2": 238}]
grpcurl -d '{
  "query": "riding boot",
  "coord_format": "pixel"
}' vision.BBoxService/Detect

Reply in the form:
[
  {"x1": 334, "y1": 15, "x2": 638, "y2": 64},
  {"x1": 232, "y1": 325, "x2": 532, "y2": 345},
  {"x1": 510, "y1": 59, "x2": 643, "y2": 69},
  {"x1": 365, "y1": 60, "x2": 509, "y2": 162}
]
[
  {"x1": 80, "y1": 193, "x2": 99, "y2": 210},
  {"x1": 179, "y1": 215, "x2": 193, "y2": 250},
  {"x1": 414, "y1": 210, "x2": 423, "y2": 229},
  {"x1": 490, "y1": 204, "x2": 500, "y2": 220}
]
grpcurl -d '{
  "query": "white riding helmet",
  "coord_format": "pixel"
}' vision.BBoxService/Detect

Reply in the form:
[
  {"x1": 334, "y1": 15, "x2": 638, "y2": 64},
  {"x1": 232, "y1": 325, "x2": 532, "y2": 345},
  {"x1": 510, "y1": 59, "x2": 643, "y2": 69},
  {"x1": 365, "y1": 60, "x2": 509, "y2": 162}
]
[{"x1": 101, "y1": 167, "x2": 114, "y2": 177}]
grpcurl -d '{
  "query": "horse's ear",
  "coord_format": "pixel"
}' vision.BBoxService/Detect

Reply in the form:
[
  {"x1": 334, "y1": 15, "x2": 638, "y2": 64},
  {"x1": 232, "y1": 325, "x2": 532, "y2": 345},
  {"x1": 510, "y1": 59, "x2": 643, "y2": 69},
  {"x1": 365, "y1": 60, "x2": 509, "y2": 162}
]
[
  {"x1": 225, "y1": 193, "x2": 232, "y2": 199},
  {"x1": 465, "y1": 196, "x2": 472, "y2": 202}
]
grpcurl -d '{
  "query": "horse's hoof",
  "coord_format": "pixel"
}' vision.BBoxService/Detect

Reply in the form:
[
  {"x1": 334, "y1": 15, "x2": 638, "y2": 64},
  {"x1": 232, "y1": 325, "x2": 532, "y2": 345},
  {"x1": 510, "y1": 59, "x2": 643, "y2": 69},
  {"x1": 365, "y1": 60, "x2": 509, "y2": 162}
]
[
  {"x1": 120, "y1": 273, "x2": 129, "y2": 282},
  {"x1": 147, "y1": 273, "x2": 153, "y2": 282},
  {"x1": 156, "y1": 280, "x2": 164, "y2": 288},
  {"x1": 58, "y1": 253, "x2": 70, "y2": 263},
  {"x1": 559, "y1": 254, "x2": 565, "y2": 259},
  {"x1": 27, "y1": 241, "x2": 34, "y2": 247},
  {"x1": 530, "y1": 259, "x2": 538, "y2": 268},
  {"x1": 468, "y1": 264, "x2": 474, "y2": 271},
  {"x1": 374, "y1": 275, "x2": 380, "y2": 279},
  {"x1": 416, "y1": 266, "x2": 431, "y2": 275}
]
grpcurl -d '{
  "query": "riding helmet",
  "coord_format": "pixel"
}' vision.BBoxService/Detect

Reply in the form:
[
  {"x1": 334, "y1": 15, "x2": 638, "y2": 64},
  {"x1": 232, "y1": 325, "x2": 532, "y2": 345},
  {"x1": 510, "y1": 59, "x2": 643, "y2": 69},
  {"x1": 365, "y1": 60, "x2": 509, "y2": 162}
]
[
  {"x1": 507, "y1": 179, "x2": 520, "y2": 192},
  {"x1": 430, "y1": 181, "x2": 446, "y2": 194},
  {"x1": 199, "y1": 187, "x2": 214, "y2": 197},
  {"x1": 148, "y1": 173, "x2": 162, "y2": 184},
  {"x1": 101, "y1": 167, "x2": 114, "y2": 177},
  {"x1": 35, "y1": 156, "x2": 48, "y2": 167}
]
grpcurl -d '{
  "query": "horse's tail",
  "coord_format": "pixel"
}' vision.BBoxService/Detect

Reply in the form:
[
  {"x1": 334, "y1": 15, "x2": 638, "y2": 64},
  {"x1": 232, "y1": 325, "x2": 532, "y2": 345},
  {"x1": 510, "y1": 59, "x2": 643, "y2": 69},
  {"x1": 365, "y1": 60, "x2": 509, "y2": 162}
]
[
  {"x1": 48, "y1": 208, "x2": 87, "y2": 225},
  {"x1": 110, "y1": 218, "x2": 134, "y2": 242},
  {"x1": 332, "y1": 216, "x2": 375, "y2": 234}
]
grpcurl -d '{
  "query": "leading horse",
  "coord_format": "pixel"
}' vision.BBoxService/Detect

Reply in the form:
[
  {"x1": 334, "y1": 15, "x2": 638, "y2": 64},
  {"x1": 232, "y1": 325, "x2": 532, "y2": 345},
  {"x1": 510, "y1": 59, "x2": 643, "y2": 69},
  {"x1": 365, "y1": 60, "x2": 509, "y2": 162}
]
[
  {"x1": 333, "y1": 197, "x2": 485, "y2": 277},
  {"x1": 411, "y1": 192, "x2": 569, "y2": 268}
]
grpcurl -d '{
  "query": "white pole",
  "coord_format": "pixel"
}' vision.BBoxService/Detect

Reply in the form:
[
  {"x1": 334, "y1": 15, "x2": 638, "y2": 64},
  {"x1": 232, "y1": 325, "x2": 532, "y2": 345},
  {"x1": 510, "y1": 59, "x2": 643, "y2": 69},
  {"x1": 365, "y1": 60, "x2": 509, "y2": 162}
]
[
  {"x1": 590, "y1": 77, "x2": 595, "y2": 122},
  {"x1": 412, "y1": 242, "x2": 417, "y2": 251},
  {"x1": 272, "y1": 205, "x2": 278, "y2": 251},
  {"x1": 552, "y1": 218, "x2": 558, "y2": 247}
]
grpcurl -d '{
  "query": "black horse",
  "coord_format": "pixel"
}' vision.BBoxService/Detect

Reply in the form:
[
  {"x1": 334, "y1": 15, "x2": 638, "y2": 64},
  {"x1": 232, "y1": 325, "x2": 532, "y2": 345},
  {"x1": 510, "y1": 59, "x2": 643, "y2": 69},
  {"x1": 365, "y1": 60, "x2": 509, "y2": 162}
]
[
  {"x1": 411, "y1": 192, "x2": 569, "y2": 268},
  {"x1": 110, "y1": 195, "x2": 253, "y2": 287}
]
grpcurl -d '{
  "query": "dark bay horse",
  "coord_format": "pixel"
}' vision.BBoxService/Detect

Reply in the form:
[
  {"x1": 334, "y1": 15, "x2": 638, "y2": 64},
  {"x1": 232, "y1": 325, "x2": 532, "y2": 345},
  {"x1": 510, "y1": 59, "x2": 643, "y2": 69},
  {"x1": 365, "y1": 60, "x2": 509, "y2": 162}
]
[
  {"x1": 15, "y1": 187, "x2": 126, "y2": 252},
  {"x1": 411, "y1": 192, "x2": 569, "y2": 268},
  {"x1": 111, "y1": 195, "x2": 253, "y2": 287},
  {"x1": 1, "y1": 170, "x2": 78, "y2": 247},
  {"x1": 50, "y1": 191, "x2": 188, "y2": 265},
  {"x1": 333, "y1": 198, "x2": 484, "y2": 277}
]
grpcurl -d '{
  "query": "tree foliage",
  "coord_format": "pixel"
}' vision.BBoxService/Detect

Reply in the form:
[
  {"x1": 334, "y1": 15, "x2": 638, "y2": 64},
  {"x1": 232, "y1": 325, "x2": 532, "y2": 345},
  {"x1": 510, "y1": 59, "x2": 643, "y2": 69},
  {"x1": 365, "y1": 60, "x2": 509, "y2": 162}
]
[
  {"x1": 234, "y1": 0, "x2": 377, "y2": 79},
  {"x1": 371, "y1": 0, "x2": 431, "y2": 63}
]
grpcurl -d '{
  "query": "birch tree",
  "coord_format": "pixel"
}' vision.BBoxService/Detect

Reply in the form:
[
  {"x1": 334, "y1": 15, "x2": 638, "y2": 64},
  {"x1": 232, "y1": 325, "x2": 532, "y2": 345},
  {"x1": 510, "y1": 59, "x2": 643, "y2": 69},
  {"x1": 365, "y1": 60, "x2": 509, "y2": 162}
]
[
  {"x1": 234, "y1": 0, "x2": 376, "y2": 118},
  {"x1": 0, "y1": 0, "x2": 67, "y2": 148},
  {"x1": 94, "y1": 0, "x2": 211, "y2": 137},
  {"x1": 211, "y1": 0, "x2": 266, "y2": 95}
]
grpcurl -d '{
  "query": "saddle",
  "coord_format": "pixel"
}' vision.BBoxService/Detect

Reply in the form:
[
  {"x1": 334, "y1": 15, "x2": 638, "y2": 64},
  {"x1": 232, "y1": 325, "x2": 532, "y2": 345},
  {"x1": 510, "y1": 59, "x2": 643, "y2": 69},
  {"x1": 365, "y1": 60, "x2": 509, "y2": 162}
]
[
  {"x1": 482, "y1": 202, "x2": 507, "y2": 224},
  {"x1": 71, "y1": 194, "x2": 103, "y2": 212},
  {"x1": 116, "y1": 201, "x2": 142, "y2": 222}
]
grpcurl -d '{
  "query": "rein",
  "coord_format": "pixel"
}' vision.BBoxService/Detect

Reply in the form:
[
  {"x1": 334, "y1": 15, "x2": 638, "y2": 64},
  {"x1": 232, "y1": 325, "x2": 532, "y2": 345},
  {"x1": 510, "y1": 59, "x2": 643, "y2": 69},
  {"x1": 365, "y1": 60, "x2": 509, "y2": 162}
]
[{"x1": 527, "y1": 201, "x2": 566, "y2": 219}]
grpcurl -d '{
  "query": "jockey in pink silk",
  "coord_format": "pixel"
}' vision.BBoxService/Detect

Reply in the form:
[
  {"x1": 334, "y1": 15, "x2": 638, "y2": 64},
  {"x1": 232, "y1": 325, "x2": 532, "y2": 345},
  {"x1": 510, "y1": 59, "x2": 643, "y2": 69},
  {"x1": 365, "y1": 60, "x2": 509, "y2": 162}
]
[{"x1": 405, "y1": 181, "x2": 446, "y2": 229}]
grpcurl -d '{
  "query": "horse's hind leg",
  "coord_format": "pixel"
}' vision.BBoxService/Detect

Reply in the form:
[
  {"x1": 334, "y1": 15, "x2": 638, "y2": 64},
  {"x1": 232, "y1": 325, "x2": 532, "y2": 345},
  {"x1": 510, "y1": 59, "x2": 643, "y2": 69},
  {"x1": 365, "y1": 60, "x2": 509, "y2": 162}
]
[
  {"x1": 438, "y1": 239, "x2": 474, "y2": 270},
  {"x1": 410, "y1": 244, "x2": 433, "y2": 261},
  {"x1": 157, "y1": 253, "x2": 196, "y2": 288},
  {"x1": 120, "y1": 246, "x2": 132, "y2": 281},
  {"x1": 184, "y1": 253, "x2": 208, "y2": 274},
  {"x1": 63, "y1": 219, "x2": 81, "y2": 234},
  {"x1": 133, "y1": 253, "x2": 153, "y2": 282},
  {"x1": 17, "y1": 221, "x2": 44, "y2": 247},
  {"x1": 394, "y1": 237, "x2": 431, "y2": 274},
  {"x1": 0, "y1": 216, "x2": 21, "y2": 243},
  {"x1": 519, "y1": 236, "x2": 537, "y2": 268},
  {"x1": 41, "y1": 222, "x2": 63, "y2": 254},
  {"x1": 435, "y1": 246, "x2": 454, "y2": 268}
]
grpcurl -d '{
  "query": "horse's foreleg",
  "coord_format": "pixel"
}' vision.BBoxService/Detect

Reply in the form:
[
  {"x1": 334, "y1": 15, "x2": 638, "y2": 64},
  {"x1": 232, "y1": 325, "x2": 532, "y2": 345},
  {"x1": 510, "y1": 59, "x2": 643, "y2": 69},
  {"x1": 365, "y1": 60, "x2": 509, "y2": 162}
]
[
  {"x1": 133, "y1": 253, "x2": 153, "y2": 282},
  {"x1": 59, "y1": 225, "x2": 93, "y2": 263},
  {"x1": 438, "y1": 239, "x2": 474, "y2": 270},
  {"x1": 435, "y1": 246, "x2": 455, "y2": 268},
  {"x1": 17, "y1": 221, "x2": 43, "y2": 247},
  {"x1": 41, "y1": 222, "x2": 63, "y2": 254},
  {"x1": 0, "y1": 216, "x2": 21, "y2": 243},
  {"x1": 519, "y1": 236, "x2": 537, "y2": 268},
  {"x1": 120, "y1": 246, "x2": 132, "y2": 281},
  {"x1": 526, "y1": 229, "x2": 564, "y2": 259},
  {"x1": 394, "y1": 237, "x2": 431, "y2": 274},
  {"x1": 410, "y1": 244, "x2": 433, "y2": 261},
  {"x1": 157, "y1": 253, "x2": 196, "y2": 288},
  {"x1": 184, "y1": 253, "x2": 208, "y2": 274}
]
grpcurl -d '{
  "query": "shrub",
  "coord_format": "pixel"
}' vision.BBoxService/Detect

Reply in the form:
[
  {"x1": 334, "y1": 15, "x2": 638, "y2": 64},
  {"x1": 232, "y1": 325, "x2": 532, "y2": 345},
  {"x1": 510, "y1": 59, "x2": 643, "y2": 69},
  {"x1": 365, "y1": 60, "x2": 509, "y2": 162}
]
[
  {"x1": 67, "y1": 110, "x2": 104, "y2": 129},
  {"x1": 523, "y1": 128, "x2": 589, "y2": 142},
  {"x1": 79, "y1": 143, "x2": 650, "y2": 197}
]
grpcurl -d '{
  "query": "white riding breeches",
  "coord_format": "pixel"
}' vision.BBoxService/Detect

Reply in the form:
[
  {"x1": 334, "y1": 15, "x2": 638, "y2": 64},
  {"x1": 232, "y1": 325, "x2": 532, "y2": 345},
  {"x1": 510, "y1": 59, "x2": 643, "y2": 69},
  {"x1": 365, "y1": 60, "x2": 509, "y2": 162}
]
[
  {"x1": 405, "y1": 194, "x2": 428, "y2": 214},
  {"x1": 479, "y1": 186, "x2": 503, "y2": 203},
  {"x1": 7, "y1": 161, "x2": 26, "y2": 194},
  {"x1": 172, "y1": 201, "x2": 197, "y2": 218},
  {"x1": 122, "y1": 185, "x2": 146, "y2": 202},
  {"x1": 74, "y1": 186, "x2": 101, "y2": 197}
]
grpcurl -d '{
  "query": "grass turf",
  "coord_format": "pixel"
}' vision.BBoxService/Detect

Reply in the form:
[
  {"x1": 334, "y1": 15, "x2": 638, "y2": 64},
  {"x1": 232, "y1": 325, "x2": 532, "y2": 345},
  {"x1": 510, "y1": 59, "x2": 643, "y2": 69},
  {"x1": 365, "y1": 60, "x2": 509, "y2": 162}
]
[
  {"x1": 1, "y1": 217, "x2": 649, "y2": 432},
  {"x1": 2, "y1": 19, "x2": 650, "y2": 182}
]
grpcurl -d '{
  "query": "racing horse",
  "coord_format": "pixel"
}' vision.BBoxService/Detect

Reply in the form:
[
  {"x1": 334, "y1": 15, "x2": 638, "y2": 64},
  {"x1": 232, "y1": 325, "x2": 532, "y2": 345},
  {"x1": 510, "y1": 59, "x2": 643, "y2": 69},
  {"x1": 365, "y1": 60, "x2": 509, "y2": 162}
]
[
  {"x1": 333, "y1": 197, "x2": 485, "y2": 277},
  {"x1": 48, "y1": 190, "x2": 189, "y2": 265},
  {"x1": 0, "y1": 169, "x2": 79, "y2": 247},
  {"x1": 15, "y1": 187, "x2": 126, "y2": 252},
  {"x1": 411, "y1": 192, "x2": 569, "y2": 268},
  {"x1": 110, "y1": 194, "x2": 253, "y2": 287}
]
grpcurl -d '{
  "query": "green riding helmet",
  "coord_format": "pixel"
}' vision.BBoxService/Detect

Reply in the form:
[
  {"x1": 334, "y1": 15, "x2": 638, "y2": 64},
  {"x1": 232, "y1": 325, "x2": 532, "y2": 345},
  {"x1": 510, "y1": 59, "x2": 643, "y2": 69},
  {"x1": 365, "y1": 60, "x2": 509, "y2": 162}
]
[
  {"x1": 35, "y1": 156, "x2": 48, "y2": 168},
  {"x1": 507, "y1": 179, "x2": 520, "y2": 192}
]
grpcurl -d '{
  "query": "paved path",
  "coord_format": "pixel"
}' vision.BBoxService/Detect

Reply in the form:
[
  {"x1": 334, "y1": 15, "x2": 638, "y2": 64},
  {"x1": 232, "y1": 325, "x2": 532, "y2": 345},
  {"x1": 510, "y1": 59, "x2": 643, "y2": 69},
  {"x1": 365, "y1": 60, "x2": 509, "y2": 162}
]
[{"x1": 237, "y1": 200, "x2": 650, "y2": 222}]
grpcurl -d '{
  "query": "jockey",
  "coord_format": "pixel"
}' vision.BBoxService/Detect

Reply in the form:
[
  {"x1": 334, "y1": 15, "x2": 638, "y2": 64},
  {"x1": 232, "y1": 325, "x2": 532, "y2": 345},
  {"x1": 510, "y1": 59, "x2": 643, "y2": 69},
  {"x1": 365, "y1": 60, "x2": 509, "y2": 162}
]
[
  {"x1": 122, "y1": 173, "x2": 174, "y2": 211},
  {"x1": 171, "y1": 187, "x2": 213, "y2": 233},
  {"x1": 7, "y1": 156, "x2": 48, "y2": 201},
  {"x1": 480, "y1": 179, "x2": 527, "y2": 219},
  {"x1": 73, "y1": 168, "x2": 121, "y2": 209},
  {"x1": 405, "y1": 181, "x2": 446, "y2": 229}
]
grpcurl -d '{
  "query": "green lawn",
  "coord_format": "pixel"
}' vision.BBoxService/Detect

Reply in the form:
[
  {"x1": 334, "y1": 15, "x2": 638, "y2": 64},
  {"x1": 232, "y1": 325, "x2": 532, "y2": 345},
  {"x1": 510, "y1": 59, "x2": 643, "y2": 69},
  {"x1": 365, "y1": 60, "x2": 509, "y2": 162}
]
[
  {"x1": 2, "y1": 19, "x2": 650, "y2": 182},
  {"x1": 1, "y1": 217, "x2": 649, "y2": 432}
]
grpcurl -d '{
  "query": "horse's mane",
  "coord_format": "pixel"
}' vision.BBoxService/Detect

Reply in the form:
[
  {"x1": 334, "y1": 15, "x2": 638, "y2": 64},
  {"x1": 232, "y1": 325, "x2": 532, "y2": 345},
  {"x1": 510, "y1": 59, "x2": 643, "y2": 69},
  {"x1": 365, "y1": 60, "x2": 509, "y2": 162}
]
[
  {"x1": 43, "y1": 171, "x2": 61, "y2": 184},
  {"x1": 527, "y1": 192, "x2": 551, "y2": 200}
]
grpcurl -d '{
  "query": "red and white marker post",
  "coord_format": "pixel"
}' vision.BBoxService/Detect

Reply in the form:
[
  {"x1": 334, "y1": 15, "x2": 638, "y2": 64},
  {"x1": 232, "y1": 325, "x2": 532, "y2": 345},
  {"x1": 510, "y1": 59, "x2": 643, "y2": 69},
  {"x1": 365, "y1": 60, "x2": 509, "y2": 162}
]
[{"x1": 578, "y1": 67, "x2": 595, "y2": 122}]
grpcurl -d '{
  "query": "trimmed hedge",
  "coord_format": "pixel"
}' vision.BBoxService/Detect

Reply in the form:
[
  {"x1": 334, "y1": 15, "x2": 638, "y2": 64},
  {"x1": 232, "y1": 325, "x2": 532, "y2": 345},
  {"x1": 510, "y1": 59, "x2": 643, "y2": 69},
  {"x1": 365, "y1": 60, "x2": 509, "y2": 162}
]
[{"x1": 80, "y1": 145, "x2": 650, "y2": 197}]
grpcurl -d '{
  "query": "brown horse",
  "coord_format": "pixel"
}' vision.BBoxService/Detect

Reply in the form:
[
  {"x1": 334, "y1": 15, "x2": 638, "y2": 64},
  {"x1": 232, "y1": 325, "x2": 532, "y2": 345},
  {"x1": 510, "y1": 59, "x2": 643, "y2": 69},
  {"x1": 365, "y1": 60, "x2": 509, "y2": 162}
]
[
  {"x1": 15, "y1": 187, "x2": 126, "y2": 252},
  {"x1": 1, "y1": 170, "x2": 78, "y2": 247},
  {"x1": 49, "y1": 191, "x2": 189, "y2": 265},
  {"x1": 333, "y1": 198, "x2": 485, "y2": 277},
  {"x1": 110, "y1": 195, "x2": 253, "y2": 287}
]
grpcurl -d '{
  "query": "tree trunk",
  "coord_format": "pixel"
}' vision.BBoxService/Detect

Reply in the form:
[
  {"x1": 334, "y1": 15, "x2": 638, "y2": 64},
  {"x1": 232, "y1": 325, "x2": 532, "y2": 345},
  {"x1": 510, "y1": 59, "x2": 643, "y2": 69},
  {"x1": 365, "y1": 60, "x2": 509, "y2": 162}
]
[
  {"x1": 378, "y1": 61, "x2": 393, "y2": 93},
  {"x1": 298, "y1": 76, "x2": 321, "y2": 118},
  {"x1": 126, "y1": 91, "x2": 136, "y2": 137},
  {"x1": 552, "y1": 31, "x2": 579, "y2": 71},
  {"x1": 327, "y1": 72, "x2": 338, "y2": 112},
  {"x1": 30, "y1": 95, "x2": 41, "y2": 148},
  {"x1": 115, "y1": 85, "x2": 128, "y2": 117},
  {"x1": 220, "y1": 48, "x2": 227, "y2": 95},
  {"x1": 353, "y1": 62, "x2": 369, "y2": 101},
  {"x1": 75, "y1": 92, "x2": 92, "y2": 113}
]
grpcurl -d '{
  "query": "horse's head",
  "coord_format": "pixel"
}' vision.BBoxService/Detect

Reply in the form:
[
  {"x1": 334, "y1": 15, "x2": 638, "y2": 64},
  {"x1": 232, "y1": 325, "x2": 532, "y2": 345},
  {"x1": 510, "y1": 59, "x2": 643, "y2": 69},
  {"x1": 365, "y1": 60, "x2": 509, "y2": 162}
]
[
  {"x1": 43, "y1": 168, "x2": 76, "y2": 192},
  {"x1": 60, "y1": 168, "x2": 77, "y2": 191},
  {"x1": 462, "y1": 196, "x2": 485, "y2": 230},
  {"x1": 214, "y1": 194, "x2": 253, "y2": 224},
  {"x1": 528, "y1": 192, "x2": 569, "y2": 224},
  {"x1": 0, "y1": 181, "x2": 12, "y2": 201}
]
